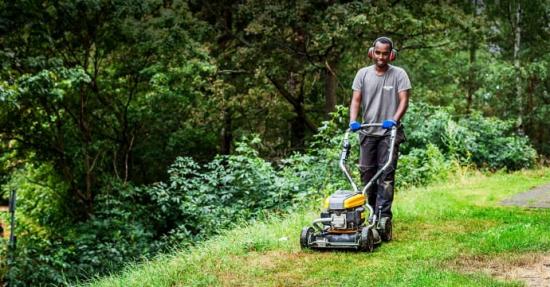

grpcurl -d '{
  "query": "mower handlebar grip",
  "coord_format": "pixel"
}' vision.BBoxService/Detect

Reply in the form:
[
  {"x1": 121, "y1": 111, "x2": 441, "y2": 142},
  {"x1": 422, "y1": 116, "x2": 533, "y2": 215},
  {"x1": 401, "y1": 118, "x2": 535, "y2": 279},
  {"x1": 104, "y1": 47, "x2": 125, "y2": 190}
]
[
  {"x1": 340, "y1": 139, "x2": 351, "y2": 162},
  {"x1": 360, "y1": 123, "x2": 383, "y2": 128}
]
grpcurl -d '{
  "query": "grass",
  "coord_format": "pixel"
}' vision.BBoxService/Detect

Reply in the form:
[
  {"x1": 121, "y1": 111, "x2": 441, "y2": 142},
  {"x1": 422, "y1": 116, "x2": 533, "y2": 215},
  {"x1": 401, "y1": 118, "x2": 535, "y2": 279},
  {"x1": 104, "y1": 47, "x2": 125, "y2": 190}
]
[{"x1": 86, "y1": 168, "x2": 550, "y2": 287}]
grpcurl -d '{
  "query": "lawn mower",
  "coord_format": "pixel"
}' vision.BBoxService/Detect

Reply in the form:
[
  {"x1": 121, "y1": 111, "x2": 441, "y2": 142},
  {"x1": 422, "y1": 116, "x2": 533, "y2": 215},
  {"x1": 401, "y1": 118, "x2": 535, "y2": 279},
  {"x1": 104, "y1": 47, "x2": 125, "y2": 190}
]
[{"x1": 300, "y1": 123, "x2": 397, "y2": 251}]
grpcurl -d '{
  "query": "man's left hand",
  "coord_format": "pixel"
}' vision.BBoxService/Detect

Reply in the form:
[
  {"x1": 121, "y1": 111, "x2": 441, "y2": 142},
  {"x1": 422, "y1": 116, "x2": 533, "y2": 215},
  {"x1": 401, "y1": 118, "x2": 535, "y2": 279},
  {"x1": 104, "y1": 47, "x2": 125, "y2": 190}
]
[{"x1": 382, "y1": 119, "x2": 397, "y2": 129}]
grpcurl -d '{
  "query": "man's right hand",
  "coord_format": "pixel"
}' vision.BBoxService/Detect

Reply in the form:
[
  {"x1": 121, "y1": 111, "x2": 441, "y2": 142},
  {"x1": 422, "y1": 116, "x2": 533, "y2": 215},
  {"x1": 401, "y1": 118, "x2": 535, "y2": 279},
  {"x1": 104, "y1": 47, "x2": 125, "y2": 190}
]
[{"x1": 349, "y1": 121, "x2": 361, "y2": 132}]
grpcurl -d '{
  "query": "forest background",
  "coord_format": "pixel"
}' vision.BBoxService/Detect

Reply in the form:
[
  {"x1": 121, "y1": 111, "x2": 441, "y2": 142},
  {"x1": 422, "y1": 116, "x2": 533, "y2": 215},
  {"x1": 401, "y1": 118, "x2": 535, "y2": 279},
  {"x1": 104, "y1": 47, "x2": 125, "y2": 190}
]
[{"x1": 0, "y1": 0, "x2": 548, "y2": 285}]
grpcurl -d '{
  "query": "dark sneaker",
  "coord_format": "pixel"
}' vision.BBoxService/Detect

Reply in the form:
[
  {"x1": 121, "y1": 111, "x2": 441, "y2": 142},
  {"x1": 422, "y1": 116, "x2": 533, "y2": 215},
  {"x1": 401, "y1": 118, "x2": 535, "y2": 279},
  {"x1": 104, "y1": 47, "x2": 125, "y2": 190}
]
[{"x1": 378, "y1": 217, "x2": 393, "y2": 242}]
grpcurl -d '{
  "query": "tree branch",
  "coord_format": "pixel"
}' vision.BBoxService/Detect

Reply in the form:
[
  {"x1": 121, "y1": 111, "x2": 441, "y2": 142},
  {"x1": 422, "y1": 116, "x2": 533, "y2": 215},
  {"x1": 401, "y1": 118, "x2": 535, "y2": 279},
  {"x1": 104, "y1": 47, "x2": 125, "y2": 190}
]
[
  {"x1": 265, "y1": 74, "x2": 317, "y2": 132},
  {"x1": 400, "y1": 41, "x2": 452, "y2": 51}
]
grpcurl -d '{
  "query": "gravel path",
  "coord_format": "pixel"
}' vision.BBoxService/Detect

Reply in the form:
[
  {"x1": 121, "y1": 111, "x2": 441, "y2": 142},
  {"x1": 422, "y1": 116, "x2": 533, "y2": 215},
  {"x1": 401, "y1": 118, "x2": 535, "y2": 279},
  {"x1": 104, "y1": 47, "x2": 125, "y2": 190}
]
[{"x1": 501, "y1": 183, "x2": 550, "y2": 208}]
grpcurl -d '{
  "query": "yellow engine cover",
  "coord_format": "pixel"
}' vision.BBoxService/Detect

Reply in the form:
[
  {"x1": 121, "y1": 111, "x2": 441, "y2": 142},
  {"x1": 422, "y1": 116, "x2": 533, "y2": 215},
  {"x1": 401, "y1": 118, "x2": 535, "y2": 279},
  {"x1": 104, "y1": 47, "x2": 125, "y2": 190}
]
[
  {"x1": 324, "y1": 191, "x2": 366, "y2": 209},
  {"x1": 344, "y1": 193, "x2": 366, "y2": 209}
]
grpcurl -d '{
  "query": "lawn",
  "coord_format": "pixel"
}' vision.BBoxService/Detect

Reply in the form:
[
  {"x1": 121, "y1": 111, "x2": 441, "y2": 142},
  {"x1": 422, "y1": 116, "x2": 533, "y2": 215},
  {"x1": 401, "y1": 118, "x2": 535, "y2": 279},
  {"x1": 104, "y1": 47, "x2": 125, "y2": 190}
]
[{"x1": 86, "y1": 168, "x2": 550, "y2": 287}]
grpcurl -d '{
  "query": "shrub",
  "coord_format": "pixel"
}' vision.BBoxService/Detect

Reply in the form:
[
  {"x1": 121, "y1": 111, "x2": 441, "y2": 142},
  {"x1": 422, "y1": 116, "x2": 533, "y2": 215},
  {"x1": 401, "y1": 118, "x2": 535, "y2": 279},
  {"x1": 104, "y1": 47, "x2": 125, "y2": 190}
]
[
  {"x1": 1, "y1": 167, "x2": 159, "y2": 285},
  {"x1": 397, "y1": 144, "x2": 454, "y2": 188},
  {"x1": 402, "y1": 102, "x2": 537, "y2": 170},
  {"x1": 457, "y1": 114, "x2": 537, "y2": 170}
]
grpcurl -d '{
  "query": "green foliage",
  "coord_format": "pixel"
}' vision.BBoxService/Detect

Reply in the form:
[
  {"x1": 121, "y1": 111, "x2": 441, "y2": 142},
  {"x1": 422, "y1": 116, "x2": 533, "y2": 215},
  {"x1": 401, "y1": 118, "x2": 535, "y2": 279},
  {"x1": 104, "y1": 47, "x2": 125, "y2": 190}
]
[
  {"x1": 7, "y1": 209, "x2": 159, "y2": 286},
  {"x1": 457, "y1": 115, "x2": 537, "y2": 170},
  {"x1": 3, "y1": 135, "x2": 335, "y2": 285},
  {"x1": 398, "y1": 144, "x2": 453, "y2": 188},
  {"x1": 0, "y1": 0, "x2": 218, "y2": 222},
  {"x1": 403, "y1": 102, "x2": 537, "y2": 171},
  {"x1": 143, "y1": 134, "x2": 340, "y2": 246},
  {"x1": 0, "y1": 165, "x2": 152, "y2": 284},
  {"x1": 2, "y1": 163, "x2": 70, "y2": 229}
]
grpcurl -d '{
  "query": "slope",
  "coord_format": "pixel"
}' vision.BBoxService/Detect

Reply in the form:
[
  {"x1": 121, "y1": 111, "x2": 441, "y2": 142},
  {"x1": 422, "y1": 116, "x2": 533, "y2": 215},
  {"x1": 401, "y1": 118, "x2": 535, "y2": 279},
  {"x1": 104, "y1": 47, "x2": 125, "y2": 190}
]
[{"x1": 86, "y1": 168, "x2": 550, "y2": 287}]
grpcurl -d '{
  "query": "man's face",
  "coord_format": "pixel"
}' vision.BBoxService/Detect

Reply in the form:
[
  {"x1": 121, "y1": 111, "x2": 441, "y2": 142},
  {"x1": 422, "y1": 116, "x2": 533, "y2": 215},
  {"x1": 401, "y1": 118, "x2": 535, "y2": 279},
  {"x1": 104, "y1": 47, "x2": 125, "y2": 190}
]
[{"x1": 373, "y1": 42, "x2": 391, "y2": 68}]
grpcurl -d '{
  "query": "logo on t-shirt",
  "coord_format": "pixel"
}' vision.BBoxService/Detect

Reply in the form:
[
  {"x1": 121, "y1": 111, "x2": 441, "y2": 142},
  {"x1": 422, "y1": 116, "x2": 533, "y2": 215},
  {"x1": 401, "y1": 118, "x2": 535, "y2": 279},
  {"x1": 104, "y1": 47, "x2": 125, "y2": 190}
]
[{"x1": 383, "y1": 85, "x2": 394, "y2": 91}]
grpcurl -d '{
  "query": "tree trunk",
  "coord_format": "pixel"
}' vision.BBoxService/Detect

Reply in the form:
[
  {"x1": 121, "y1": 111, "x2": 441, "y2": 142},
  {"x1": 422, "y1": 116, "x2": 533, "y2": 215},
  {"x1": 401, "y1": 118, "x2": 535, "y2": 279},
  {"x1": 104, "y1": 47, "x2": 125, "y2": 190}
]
[
  {"x1": 79, "y1": 83, "x2": 94, "y2": 219},
  {"x1": 291, "y1": 92, "x2": 306, "y2": 150},
  {"x1": 466, "y1": 39, "x2": 477, "y2": 114},
  {"x1": 324, "y1": 60, "x2": 337, "y2": 118},
  {"x1": 526, "y1": 76, "x2": 537, "y2": 148},
  {"x1": 513, "y1": 2, "x2": 522, "y2": 132},
  {"x1": 219, "y1": 6, "x2": 234, "y2": 155},
  {"x1": 466, "y1": 0, "x2": 478, "y2": 114},
  {"x1": 266, "y1": 75, "x2": 317, "y2": 133},
  {"x1": 220, "y1": 107, "x2": 232, "y2": 155},
  {"x1": 289, "y1": 72, "x2": 305, "y2": 149}
]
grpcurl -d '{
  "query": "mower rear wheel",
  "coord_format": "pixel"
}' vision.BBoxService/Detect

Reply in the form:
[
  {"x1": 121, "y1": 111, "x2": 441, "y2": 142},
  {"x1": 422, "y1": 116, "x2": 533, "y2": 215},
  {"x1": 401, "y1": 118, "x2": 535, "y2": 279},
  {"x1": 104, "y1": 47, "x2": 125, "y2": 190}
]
[
  {"x1": 360, "y1": 227, "x2": 374, "y2": 252},
  {"x1": 300, "y1": 227, "x2": 314, "y2": 249}
]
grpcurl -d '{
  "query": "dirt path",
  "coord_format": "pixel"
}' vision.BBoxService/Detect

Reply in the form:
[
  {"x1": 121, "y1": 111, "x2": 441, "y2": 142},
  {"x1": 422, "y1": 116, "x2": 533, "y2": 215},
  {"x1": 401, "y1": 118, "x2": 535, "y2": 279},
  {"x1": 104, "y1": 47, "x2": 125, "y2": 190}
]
[
  {"x1": 500, "y1": 255, "x2": 550, "y2": 287},
  {"x1": 455, "y1": 253, "x2": 550, "y2": 287},
  {"x1": 501, "y1": 182, "x2": 550, "y2": 208}
]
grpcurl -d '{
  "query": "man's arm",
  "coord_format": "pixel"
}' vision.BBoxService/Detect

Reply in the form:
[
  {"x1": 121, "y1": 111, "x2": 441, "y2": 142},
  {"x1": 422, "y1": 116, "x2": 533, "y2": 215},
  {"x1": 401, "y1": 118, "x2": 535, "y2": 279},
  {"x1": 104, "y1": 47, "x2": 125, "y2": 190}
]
[
  {"x1": 349, "y1": 90, "x2": 362, "y2": 122},
  {"x1": 393, "y1": 89, "x2": 409, "y2": 122}
]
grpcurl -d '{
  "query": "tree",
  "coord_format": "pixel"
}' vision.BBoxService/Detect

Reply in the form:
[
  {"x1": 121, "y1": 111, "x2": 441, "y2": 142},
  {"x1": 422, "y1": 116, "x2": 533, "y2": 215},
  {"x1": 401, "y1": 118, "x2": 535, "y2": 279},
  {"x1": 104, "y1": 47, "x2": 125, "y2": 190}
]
[
  {"x1": 0, "y1": 0, "x2": 215, "y2": 219},
  {"x1": 483, "y1": 0, "x2": 550, "y2": 152}
]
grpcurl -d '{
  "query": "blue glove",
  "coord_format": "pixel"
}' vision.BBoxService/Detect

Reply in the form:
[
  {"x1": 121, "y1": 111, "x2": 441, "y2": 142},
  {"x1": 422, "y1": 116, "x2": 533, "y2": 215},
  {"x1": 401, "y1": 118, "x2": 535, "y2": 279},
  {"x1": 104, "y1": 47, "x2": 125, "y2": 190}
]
[
  {"x1": 349, "y1": 121, "x2": 361, "y2": 132},
  {"x1": 382, "y1": 119, "x2": 397, "y2": 129}
]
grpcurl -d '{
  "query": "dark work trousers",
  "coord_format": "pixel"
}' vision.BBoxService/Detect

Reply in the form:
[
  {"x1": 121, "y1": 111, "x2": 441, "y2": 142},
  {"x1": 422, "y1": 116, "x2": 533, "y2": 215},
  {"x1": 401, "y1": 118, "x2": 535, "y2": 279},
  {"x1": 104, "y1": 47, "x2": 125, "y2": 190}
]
[{"x1": 358, "y1": 129, "x2": 405, "y2": 219}]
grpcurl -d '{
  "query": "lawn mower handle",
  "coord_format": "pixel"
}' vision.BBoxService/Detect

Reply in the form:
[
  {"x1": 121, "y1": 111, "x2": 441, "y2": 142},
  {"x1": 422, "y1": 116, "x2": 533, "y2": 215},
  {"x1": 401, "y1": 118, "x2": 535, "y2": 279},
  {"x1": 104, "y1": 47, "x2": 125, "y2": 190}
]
[{"x1": 340, "y1": 124, "x2": 398, "y2": 195}]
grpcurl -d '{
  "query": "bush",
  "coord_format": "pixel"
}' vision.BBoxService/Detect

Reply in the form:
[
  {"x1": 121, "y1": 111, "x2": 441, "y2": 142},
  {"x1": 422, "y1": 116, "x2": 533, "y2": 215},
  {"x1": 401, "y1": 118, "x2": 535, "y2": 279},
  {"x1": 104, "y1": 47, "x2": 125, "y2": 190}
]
[
  {"x1": 397, "y1": 144, "x2": 454, "y2": 188},
  {"x1": 142, "y1": 133, "x2": 345, "y2": 246},
  {"x1": 402, "y1": 102, "x2": 537, "y2": 170},
  {"x1": 1, "y1": 168, "x2": 159, "y2": 285},
  {"x1": 457, "y1": 114, "x2": 537, "y2": 170}
]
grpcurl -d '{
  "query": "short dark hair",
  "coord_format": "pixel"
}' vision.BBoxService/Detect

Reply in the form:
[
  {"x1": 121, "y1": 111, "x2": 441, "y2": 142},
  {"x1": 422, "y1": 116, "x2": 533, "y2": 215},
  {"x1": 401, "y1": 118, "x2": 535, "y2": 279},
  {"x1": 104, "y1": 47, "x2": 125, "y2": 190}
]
[{"x1": 373, "y1": 37, "x2": 393, "y2": 50}]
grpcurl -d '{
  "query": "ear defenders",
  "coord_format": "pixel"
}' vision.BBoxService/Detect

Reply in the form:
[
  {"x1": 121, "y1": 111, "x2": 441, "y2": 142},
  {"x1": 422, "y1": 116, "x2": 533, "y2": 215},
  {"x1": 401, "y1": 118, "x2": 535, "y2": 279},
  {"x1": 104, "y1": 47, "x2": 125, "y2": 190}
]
[{"x1": 368, "y1": 37, "x2": 397, "y2": 62}]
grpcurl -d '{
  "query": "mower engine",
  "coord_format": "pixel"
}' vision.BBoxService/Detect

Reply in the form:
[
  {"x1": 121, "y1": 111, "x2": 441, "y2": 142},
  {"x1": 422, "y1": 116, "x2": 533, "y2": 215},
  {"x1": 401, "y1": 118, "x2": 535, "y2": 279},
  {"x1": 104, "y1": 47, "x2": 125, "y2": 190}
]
[
  {"x1": 322, "y1": 190, "x2": 366, "y2": 231},
  {"x1": 299, "y1": 190, "x2": 378, "y2": 251}
]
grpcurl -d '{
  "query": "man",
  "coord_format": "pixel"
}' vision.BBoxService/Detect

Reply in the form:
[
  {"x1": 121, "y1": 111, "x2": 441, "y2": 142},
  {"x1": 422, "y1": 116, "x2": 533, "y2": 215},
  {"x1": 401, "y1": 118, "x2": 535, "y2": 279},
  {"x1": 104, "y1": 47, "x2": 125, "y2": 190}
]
[{"x1": 349, "y1": 36, "x2": 411, "y2": 240}]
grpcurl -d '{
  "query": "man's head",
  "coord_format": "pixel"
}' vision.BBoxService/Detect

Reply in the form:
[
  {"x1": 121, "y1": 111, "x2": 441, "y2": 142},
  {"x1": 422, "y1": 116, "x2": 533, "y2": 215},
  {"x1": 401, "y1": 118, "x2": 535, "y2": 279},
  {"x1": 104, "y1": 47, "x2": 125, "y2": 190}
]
[{"x1": 368, "y1": 37, "x2": 396, "y2": 67}]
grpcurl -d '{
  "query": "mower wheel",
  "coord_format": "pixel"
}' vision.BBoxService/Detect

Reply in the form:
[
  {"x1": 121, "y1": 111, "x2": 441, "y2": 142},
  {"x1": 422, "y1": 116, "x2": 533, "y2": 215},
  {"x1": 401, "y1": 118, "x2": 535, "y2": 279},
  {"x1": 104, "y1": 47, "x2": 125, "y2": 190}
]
[
  {"x1": 360, "y1": 227, "x2": 374, "y2": 252},
  {"x1": 380, "y1": 217, "x2": 392, "y2": 242},
  {"x1": 300, "y1": 227, "x2": 314, "y2": 249}
]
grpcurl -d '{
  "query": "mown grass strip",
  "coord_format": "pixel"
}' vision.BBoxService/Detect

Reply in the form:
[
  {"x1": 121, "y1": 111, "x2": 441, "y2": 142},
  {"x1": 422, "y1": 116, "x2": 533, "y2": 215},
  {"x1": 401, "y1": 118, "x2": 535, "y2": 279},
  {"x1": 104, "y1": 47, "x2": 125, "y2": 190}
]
[{"x1": 86, "y1": 168, "x2": 550, "y2": 287}]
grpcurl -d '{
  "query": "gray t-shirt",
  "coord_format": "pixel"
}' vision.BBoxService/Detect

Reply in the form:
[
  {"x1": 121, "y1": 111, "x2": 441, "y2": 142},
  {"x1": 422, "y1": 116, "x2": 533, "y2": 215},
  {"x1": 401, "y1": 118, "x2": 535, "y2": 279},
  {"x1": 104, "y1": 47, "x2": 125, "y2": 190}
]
[{"x1": 352, "y1": 64, "x2": 411, "y2": 136}]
